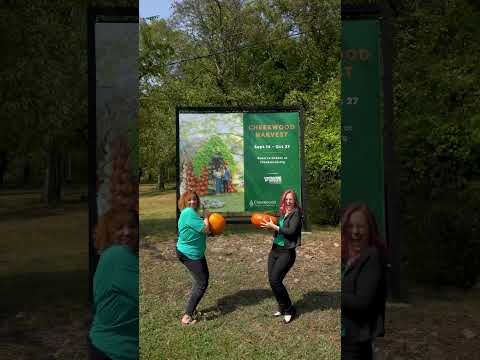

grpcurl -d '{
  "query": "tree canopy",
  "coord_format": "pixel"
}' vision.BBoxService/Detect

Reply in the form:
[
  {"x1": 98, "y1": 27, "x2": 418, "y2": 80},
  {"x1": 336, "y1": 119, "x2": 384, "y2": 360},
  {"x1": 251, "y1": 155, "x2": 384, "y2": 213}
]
[{"x1": 139, "y1": 0, "x2": 341, "y2": 196}]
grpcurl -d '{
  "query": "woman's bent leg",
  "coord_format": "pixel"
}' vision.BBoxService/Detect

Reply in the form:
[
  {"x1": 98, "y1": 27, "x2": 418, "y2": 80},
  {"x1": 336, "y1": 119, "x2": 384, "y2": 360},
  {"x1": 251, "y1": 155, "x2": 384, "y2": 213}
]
[
  {"x1": 268, "y1": 248, "x2": 296, "y2": 313},
  {"x1": 183, "y1": 257, "x2": 209, "y2": 316}
]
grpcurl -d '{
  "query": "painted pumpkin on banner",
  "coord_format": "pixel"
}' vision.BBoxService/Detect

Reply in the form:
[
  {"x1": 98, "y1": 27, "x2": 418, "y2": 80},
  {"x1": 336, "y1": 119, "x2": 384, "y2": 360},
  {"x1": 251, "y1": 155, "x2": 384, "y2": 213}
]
[
  {"x1": 250, "y1": 213, "x2": 278, "y2": 229},
  {"x1": 208, "y1": 213, "x2": 225, "y2": 235}
]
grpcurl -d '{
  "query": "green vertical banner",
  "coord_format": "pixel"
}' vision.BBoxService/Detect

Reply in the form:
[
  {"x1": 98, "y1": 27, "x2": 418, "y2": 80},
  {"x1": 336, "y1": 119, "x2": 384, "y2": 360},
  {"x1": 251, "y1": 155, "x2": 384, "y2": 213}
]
[
  {"x1": 341, "y1": 19, "x2": 385, "y2": 237},
  {"x1": 244, "y1": 112, "x2": 302, "y2": 213}
]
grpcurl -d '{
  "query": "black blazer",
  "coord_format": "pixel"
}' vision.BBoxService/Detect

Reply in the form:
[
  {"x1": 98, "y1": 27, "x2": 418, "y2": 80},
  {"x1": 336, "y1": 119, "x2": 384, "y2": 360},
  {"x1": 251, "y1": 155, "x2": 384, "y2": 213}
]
[
  {"x1": 275, "y1": 207, "x2": 303, "y2": 249},
  {"x1": 341, "y1": 246, "x2": 387, "y2": 343}
]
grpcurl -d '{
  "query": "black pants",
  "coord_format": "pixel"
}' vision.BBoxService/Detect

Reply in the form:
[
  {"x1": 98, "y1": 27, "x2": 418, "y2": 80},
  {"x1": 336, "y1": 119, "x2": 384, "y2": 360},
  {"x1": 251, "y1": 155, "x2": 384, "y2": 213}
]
[
  {"x1": 223, "y1": 180, "x2": 229, "y2": 192},
  {"x1": 268, "y1": 245, "x2": 296, "y2": 314},
  {"x1": 341, "y1": 337, "x2": 373, "y2": 360},
  {"x1": 176, "y1": 248, "x2": 209, "y2": 316}
]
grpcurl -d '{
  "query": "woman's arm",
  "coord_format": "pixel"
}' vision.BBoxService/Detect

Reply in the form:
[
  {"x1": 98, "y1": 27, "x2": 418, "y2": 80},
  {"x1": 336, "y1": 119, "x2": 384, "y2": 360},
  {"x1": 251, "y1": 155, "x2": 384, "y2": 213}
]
[
  {"x1": 203, "y1": 217, "x2": 210, "y2": 234},
  {"x1": 202, "y1": 209, "x2": 210, "y2": 234}
]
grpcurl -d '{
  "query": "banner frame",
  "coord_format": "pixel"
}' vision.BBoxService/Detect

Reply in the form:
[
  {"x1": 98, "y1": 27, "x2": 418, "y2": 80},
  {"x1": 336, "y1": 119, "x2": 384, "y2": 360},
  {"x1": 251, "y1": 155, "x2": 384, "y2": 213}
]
[
  {"x1": 175, "y1": 106, "x2": 308, "y2": 230},
  {"x1": 87, "y1": 6, "x2": 138, "y2": 304}
]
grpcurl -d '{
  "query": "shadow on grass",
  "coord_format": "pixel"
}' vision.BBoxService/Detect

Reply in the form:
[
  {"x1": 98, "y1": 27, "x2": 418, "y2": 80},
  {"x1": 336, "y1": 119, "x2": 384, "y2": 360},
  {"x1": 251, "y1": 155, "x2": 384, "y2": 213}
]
[
  {"x1": 1, "y1": 199, "x2": 87, "y2": 222},
  {"x1": 1, "y1": 269, "x2": 89, "y2": 315},
  {"x1": 1, "y1": 270, "x2": 89, "y2": 360},
  {"x1": 201, "y1": 288, "x2": 272, "y2": 319},
  {"x1": 199, "y1": 289, "x2": 340, "y2": 320},
  {"x1": 295, "y1": 290, "x2": 340, "y2": 315}
]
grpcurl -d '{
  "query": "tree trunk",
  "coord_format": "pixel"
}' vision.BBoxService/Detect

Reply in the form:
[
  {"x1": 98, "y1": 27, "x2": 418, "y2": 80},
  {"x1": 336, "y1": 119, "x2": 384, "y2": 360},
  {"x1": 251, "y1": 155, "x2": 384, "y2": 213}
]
[
  {"x1": 157, "y1": 161, "x2": 165, "y2": 192},
  {"x1": 43, "y1": 139, "x2": 63, "y2": 206},
  {"x1": 0, "y1": 151, "x2": 8, "y2": 187}
]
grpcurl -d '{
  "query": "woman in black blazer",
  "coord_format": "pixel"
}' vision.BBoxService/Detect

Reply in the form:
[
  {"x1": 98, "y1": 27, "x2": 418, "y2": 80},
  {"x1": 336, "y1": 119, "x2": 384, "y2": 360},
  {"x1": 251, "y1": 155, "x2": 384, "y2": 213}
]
[
  {"x1": 341, "y1": 203, "x2": 388, "y2": 360},
  {"x1": 261, "y1": 189, "x2": 303, "y2": 324}
]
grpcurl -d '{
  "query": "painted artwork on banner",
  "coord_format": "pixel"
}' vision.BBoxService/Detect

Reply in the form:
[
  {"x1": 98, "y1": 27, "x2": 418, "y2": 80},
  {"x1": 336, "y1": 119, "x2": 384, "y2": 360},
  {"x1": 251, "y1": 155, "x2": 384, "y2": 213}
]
[
  {"x1": 95, "y1": 22, "x2": 139, "y2": 219},
  {"x1": 178, "y1": 110, "x2": 302, "y2": 215},
  {"x1": 179, "y1": 113, "x2": 245, "y2": 213}
]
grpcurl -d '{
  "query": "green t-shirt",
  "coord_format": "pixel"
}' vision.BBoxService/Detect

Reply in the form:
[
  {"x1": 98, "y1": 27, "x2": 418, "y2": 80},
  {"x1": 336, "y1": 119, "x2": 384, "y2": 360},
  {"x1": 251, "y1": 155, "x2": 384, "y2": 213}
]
[
  {"x1": 273, "y1": 216, "x2": 286, "y2": 247},
  {"x1": 176, "y1": 207, "x2": 207, "y2": 260},
  {"x1": 89, "y1": 244, "x2": 139, "y2": 360}
]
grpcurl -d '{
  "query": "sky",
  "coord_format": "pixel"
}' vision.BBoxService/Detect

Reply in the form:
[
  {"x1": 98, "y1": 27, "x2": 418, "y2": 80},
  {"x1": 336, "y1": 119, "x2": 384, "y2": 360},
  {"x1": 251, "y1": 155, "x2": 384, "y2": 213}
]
[{"x1": 139, "y1": 0, "x2": 174, "y2": 19}]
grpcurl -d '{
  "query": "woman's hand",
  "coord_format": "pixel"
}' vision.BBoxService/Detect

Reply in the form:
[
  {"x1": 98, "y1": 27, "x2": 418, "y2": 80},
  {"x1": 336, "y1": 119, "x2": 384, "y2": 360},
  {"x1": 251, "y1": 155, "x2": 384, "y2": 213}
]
[
  {"x1": 203, "y1": 208, "x2": 211, "y2": 219},
  {"x1": 260, "y1": 218, "x2": 279, "y2": 232},
  {"x1": 203, "y1": 216, "x2": 211, "y2": 235}
]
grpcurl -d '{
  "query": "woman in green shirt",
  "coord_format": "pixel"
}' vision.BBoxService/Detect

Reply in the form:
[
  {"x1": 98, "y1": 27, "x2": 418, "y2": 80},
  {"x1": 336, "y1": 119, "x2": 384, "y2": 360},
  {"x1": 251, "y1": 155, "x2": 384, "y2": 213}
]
[
  {"x1": 261, "y1": 189, "x2": 303, "y2": 324},
  {"x1": 176, "y1": 191, "x2": 211, "y2": 325},
  {"x1": 89, "y1": 208, "x2": 139, "y2": 360}
]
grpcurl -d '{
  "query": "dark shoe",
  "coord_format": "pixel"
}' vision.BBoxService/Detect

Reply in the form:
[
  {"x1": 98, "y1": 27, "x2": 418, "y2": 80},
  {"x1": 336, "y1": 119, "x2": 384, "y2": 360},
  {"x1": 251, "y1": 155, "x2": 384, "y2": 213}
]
[{"x1": 283, "y1": 307, "x2": 296, "y2": 324}]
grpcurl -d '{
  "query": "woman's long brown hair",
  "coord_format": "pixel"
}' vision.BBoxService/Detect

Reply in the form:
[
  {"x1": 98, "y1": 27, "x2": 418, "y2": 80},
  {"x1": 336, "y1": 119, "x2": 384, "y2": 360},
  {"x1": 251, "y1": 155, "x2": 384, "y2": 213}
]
[{"x1": 340, "y1": 203, "x2": 387, "y2": 261}]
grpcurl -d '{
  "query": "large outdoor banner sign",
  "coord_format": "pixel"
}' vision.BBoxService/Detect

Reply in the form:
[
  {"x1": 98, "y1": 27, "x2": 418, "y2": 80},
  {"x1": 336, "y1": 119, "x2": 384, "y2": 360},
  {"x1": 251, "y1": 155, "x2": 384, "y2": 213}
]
[
  {"x1": 88, "y1": 8, "x2": 138, "y2": 300},
  {"x1": 341, "y1": 19, "x2": 385, "y2": 237},
  {"x1": 177, "y1": 109, "x2": 304, "y2": 217}
]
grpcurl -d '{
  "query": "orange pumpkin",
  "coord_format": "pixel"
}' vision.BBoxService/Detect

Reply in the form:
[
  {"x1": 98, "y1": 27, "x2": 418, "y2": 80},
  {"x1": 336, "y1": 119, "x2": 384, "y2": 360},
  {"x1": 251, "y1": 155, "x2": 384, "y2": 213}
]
[
  {"x1": 208, "y1": 213, "x2": 225, "y2": 235},
  {"x1": 250, "y1": 213, "x2": 278, "y2": 229}
]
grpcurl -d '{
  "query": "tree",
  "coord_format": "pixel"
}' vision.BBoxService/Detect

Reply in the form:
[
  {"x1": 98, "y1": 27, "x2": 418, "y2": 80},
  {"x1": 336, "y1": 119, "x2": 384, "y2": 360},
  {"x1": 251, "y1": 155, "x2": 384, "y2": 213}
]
[{"x1": 139, "y1": 0, "x2": 341, "y2": 222}]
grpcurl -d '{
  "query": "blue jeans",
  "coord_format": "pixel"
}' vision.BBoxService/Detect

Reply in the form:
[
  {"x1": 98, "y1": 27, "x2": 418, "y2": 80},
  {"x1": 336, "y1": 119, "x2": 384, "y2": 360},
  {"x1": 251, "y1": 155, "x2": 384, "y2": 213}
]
[{"x1": 215, "y1": 178, "x2": 222, "y2": 193}]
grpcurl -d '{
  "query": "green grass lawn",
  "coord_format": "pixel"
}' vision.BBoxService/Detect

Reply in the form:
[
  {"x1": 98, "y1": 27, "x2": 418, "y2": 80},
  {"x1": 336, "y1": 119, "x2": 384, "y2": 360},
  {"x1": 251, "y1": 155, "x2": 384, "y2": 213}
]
[
  {"x1": 139, "y1": 185, "x2": 341, "y2": 360},
  {"x1": 0, "y1": 188, "x2": 90, "y2": 360},
  {"x1": 139, "y1": 185, "x2": 480, "y2": 359}
]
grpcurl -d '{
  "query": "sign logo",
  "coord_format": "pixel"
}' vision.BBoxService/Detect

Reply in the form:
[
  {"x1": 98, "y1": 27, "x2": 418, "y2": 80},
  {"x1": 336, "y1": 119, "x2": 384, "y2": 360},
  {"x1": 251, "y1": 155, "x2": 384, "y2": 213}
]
[
  {"x1": 264, "y1": 176, "x2": 282, "y2": 184},
  {"x1": 249, "y1": 200, "x2": 277, "y2": 207}
]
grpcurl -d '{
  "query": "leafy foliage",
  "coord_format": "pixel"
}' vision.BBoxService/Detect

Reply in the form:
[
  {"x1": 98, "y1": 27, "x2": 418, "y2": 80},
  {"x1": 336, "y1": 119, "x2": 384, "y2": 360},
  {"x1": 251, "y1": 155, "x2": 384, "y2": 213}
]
[
  {"x1": 192, "y1": 136, "x2": 235, "y2": 177},
  {"x1": 139, "y1": 0, "x2": 341, "y2": 218},
  {"x1": 284, "y1": 77, "x2": 341, "y2": 186},
  {"x1": 391, "y1": 0, "x2": 480, "y2": 286},
  {"x1": 393, "y1": 0, "x2": 480, "y2": 199},
  {"x1": 0, "y1": 0, "x2": 138, "y2": 200}
]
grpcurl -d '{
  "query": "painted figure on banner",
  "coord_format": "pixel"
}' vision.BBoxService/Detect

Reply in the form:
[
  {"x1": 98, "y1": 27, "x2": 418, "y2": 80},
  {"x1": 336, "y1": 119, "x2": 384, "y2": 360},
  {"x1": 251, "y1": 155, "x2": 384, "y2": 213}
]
[
  {"x1": 214, "y1": 167, "x2": 222, "y2": 194},
  {"x1": 223, "y1": 163, "x2": 231, "y2": 193}
]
